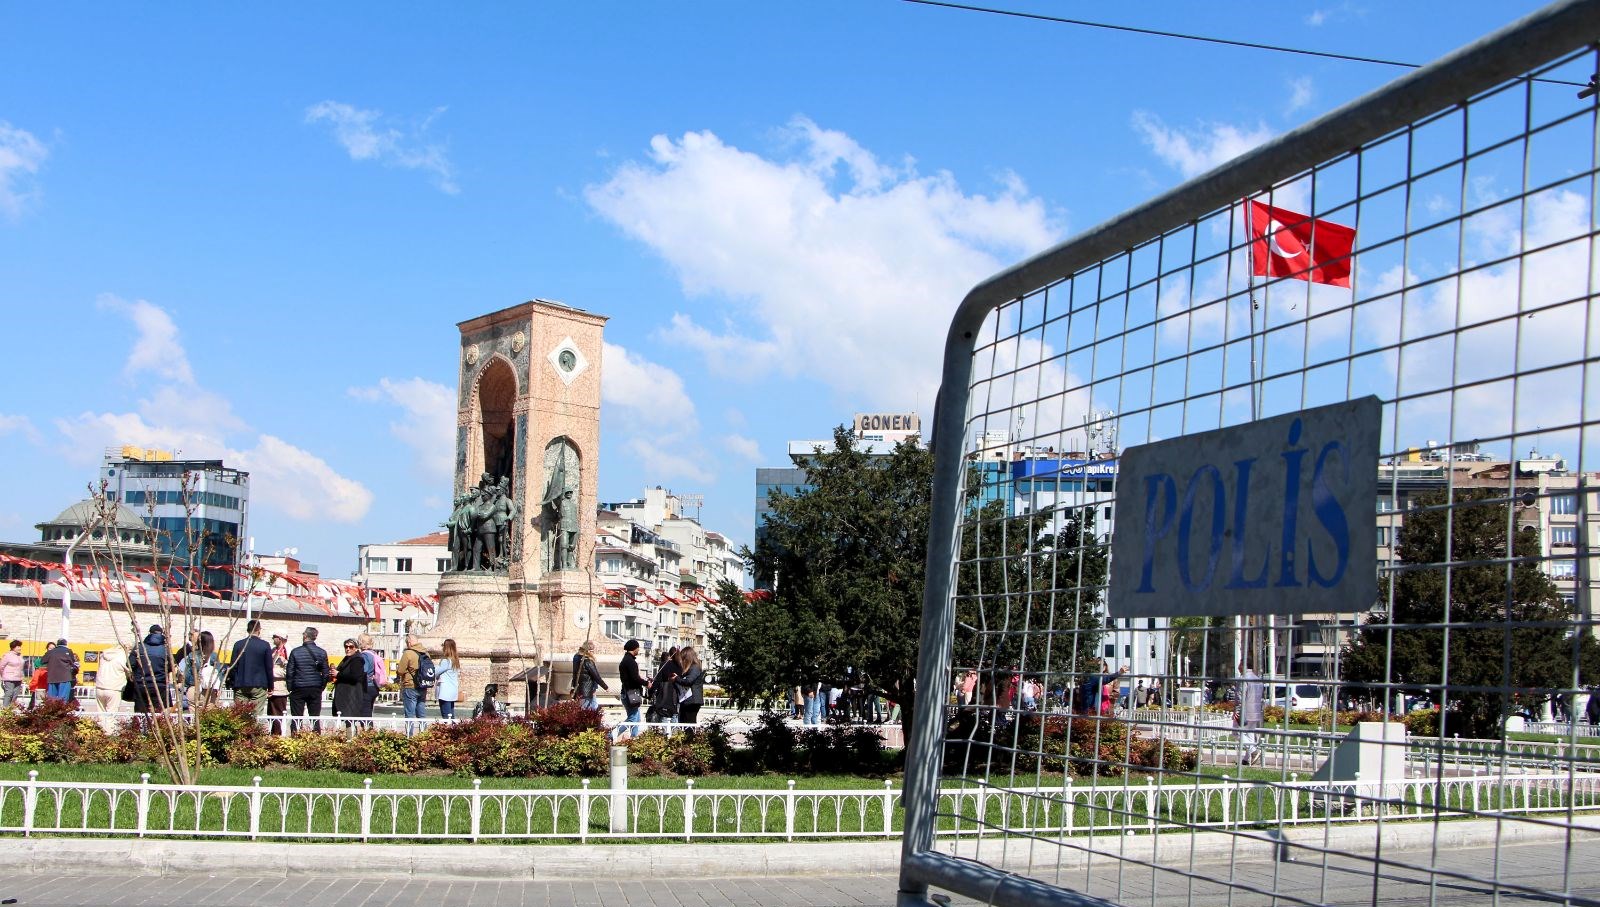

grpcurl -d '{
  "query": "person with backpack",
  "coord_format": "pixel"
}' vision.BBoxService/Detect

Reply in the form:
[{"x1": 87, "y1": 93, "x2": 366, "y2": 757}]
[
  {"x1": 356, "y1": 633, "x2": 384, "y2": 718},
  {"x1": 396, "y1": 632, "x2": 434, "y2": 733}
]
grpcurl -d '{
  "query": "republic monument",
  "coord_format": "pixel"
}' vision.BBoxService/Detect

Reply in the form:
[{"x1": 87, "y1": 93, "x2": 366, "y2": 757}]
[{"x1": 423, "y1": 299, "x2": 615, "y2": 703}]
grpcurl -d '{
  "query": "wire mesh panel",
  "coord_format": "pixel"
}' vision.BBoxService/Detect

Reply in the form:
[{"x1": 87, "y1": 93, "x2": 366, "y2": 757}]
[{"x1": 899, "y1": 3, "x2": 1600, "y2": 906}]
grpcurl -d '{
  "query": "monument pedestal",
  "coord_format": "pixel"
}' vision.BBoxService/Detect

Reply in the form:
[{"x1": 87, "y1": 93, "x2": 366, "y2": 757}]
[
  {"x1": 424, "y1": 572, "x2": 540, "y2": 706},
  {"x1": 530, "y1": 570, "x2": 622, "y2": 701}
]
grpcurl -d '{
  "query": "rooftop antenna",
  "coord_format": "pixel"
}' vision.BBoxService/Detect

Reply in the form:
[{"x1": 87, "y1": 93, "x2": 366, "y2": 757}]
[
  {"x1": 1085, "y1": 409, "x2": 1117, "y2": 458},
  {"x1": 680, "y1": 493, "x2": 704, "y2": 522}
]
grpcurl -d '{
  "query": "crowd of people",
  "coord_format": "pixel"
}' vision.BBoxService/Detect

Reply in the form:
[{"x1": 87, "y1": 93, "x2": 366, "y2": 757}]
[{"x1": 610, "y1": 640, "x2": 705, "y2": 740}]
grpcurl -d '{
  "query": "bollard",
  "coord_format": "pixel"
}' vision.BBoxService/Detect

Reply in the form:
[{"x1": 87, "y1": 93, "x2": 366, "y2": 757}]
[{"x1": 609, "y1": 745, "x2": 629, "y2": 833}]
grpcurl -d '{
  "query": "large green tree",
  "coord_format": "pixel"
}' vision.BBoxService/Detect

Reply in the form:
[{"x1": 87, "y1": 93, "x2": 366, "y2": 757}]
[
  {"x1": 952, "y1": 497, "x2": 1106, "y2": 689},
  {"x1": 709, "y1": 427, "x2": 931, "y2": 715},
  {"x1": 1343, "y1": 487, "x2": 1598, "y2": 738}
]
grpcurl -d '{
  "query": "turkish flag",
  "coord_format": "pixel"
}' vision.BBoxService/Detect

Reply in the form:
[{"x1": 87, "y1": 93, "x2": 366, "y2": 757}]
[{"x1": 1246, "y1": 200, "x2": 1356, "y2": 288}]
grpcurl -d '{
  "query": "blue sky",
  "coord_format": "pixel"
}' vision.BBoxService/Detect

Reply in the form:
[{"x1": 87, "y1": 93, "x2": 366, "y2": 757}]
[{"x1": 0, "y1": 2, "x2": 1557, "y2": 577}]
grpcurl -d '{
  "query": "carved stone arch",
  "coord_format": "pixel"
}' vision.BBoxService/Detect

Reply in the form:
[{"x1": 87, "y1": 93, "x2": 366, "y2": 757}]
[{"x1": 465, "y1": 354, "x2": 520, "y2": 493}]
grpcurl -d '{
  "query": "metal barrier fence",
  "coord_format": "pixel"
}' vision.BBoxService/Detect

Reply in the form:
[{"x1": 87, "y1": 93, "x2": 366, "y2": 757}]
[{"x1": 899, "y1": 2, "x2": 1600, "y2": 906}]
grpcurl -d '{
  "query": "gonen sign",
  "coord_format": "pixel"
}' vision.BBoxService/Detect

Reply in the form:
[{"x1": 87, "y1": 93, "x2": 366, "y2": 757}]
[{"x1": 1108, "y1": 397, "x2": 1379, "y2": 618}]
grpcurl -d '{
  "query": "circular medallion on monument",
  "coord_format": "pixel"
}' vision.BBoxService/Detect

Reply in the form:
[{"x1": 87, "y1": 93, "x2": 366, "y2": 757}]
[
  {"x1": 573, "y1": 610, "x2": 589, "y2": 629},
  {"x1": 511, "y1": 330, "x2": 526, "y2": 354},
  {"x1": 464, "y1": 343, "x2": 480, "y2": 366},
  {"x1": 545, "y1": 336, "x2": 589, "y2": 385}
]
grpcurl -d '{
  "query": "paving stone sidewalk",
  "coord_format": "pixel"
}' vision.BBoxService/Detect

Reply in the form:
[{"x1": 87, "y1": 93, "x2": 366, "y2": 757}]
[{"x1": 3, "y1": 841, "x2": 1598, "y2": 906}]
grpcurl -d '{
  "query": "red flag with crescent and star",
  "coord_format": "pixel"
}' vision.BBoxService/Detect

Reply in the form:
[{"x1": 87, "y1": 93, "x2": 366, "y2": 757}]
[{"x1": 1245, "y1": 200, "x2": 1356, "y2": 288}]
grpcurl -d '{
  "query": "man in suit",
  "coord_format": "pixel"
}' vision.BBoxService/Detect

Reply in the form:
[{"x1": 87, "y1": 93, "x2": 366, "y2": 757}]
[{"x1": 228, "y1": 619, "x2": 275, "y2": 715}]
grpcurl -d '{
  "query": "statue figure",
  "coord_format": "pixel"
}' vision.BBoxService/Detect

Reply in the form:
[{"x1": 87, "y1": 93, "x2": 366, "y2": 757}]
[
  {"x1": 539, "y1": 440, "x2": 581, "y2": 573},
  {"x1": 445, "y1": 488, "x2": 481, "y2": 571},
  {"x1": 486, "y1": 476, "x2": 518, "y2": 567}
]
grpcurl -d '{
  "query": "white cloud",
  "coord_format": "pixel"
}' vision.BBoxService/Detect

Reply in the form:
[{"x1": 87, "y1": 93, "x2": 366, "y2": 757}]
[
  {"x1": 1306, "y1": 10, "x2": 1329, "y2": 26},
  {"x1": 1131, "y1": 111, "x2": 1275, "y2": 180},
  {"x1": 304, "y1": 101, "x2": 458, "y2": 194},
  {"x1": 56, "y1": 296, "x2": 370, "y2": 524},
  {"x1": 0, "y1": 413, "x2": 40, "y2": 443},
  {"x1": 626, "y1": 437, "x2": 713, "y2": 485},
  {"x1": 98, "y1": 295, "x2": 194, "y2": 384},
  {"x1": 349, "y1": 377, "x2": 456, "y2": 485},
  {"x1": 1287, "y1": 77, "x2": 1314, "y2": 115},
  {"x1": 586, "y1": 118, "x2": 1061, "y2": 413},
  {"x1": 656, "y1": 313, "x2": 783, "y2": 381},
  {"x1": 601, "y1": 342, "x2": 697, "y2": 429},
  {"x1": 227, "y1": 435, "x2": 373, "y2": 523},
  {"x1": 721, "y1": 434, "x2": 762, "y2": 463},
  {"x1": 0, "y1": 121, "x2": 47, "y2": 220}
]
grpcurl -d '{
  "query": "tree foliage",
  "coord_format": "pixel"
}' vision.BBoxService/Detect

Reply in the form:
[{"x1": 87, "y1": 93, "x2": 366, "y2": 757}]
[
  {"x1": 1343, "y1": 488, "x2": 1599, "y2": 737},
  {"x1": 709, "y1": 427, "x2": 931, "y2": 710},
  {"x1": 953, "y1": 496, "x2": 1106, "y2": 683}
]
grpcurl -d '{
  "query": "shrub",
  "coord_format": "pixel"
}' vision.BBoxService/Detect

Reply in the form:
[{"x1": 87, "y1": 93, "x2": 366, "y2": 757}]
[
  {"x1": 1128, "y1": 736, "x2": 1197, "y2": 773},
  {"x1": 626, "y1": 731, "x2": 675, "y2": 776},
  {"x1": 196, "y1": 704, "x2": 262, "y2": 763},
  {"x1": 276, "y1": 732, "x2": 346, "y2": 771},
  {"x1": 339, "y1": 730, "x2": 418, "y2": 775},
  {"x1": 530, "y1": 701, "x2": 602, "y2": 738},
  {"x1": 1404, "y1": 708, "x2": 1441, "y2": 737},
  {"x1": 745, "y1": 710, "x2": 799, "y2": 771},
  {"x1": 524, "y1": 728, "x2": 610, "y2": 777}
]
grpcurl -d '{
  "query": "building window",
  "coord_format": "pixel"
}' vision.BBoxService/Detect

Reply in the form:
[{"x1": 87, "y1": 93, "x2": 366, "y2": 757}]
[
  {"x1": 395, "y1": 558, "x2": 413, "y2": 572},
  {"x1": 1547, "y1": 559, "x2": 1578, "y2": 579},
  {"x1": 1552, "y1": 494, "x2": 1579, "y2": 515},
  {"x1": 435, "y1": 558, "x2": 450, "y2": 573},
  {"x1": 1124, "y1": 644, "x2": 1132, "y2": 659},
  {"x1": 1553, "y1": 526, "x2": 1578, "y2": 547},
  {"x1": 1103, "y1": 644, "x2": 1115, "y2": 658},
  {"x1": 1147, "y1": 618, "x2": 1157, "y2": 630},
  {"x1": 367, "y1": 557, "x2": 388, "y2": 572},
  {"x1": 1375, "y1": 526, "x2": 1389, "y2": 546}
]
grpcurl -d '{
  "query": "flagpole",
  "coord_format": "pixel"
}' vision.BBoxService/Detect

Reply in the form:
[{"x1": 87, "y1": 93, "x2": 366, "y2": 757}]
[{"x1": 1245, "y1": 202, "x2": 1261, "y2": 422}]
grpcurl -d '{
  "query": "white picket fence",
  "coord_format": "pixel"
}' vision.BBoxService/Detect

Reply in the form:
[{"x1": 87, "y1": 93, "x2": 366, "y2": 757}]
[{"x1": 1, "y1": 770, "x2": 1594, "y2": 843}]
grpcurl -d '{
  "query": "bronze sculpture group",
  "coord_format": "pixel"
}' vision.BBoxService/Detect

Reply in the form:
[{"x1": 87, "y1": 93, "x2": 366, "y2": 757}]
[
  {"x1": 444, "y1": 452, "x2": 581, "y2": 574},
  {"x1": 446, "y1": 473, "x2": 518, "y2": 572}
]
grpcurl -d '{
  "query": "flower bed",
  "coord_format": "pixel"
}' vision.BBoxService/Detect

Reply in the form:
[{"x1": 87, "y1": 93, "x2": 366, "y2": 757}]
[{"x1": 0, "y1": 702, "x2": 895, "y2": 778}]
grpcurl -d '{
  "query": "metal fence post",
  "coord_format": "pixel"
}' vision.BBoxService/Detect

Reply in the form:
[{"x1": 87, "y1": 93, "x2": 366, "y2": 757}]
[
  {"x1": 785, "y1": 779, "x2": 796, "y2": 841},
  {"x1": 684, "y1": 779, "x2": 695, "y2": 842},
  {"x1": 249, "y1": 775, "x2": 262, "y2": 840},
  {"x1": 360, "y1": 778, "x2": 372, "y2": 842},
  {"x1": 22, "y1": 770, "x2": 37, "y2": 837},
  {"x1": 884, "y1": 779, "x2": 896, "y2": 837},
  {"x1": 579, "y1": 779, "x2": 591, "y2": 843},
  {"x1": 136, "y1": 771, "x2": 149, "y2": 838},
  {"x1": 469, "y1": 778, "x2": 482, "y2": 843}
]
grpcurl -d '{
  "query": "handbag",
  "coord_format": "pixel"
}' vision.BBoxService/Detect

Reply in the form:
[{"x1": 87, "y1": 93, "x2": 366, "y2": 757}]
[
  {"x1": 622, "y1": 688, "x2": 643, "y2": 710},
  {"x1": 120, "y1": 680, "x2": 136, "y2": 703}
]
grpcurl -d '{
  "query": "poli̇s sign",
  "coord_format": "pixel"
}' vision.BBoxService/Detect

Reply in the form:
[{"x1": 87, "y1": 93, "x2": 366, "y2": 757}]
[{"x1": 1108, "y1": 397, "x2": 1379, "y2": 618}]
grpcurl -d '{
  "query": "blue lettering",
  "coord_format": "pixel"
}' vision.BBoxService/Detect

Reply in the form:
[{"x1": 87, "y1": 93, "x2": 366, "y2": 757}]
[
  {"x1": 1226, "y1": 457, "x2": 1269, "y2": 589},
  {"x1": 1277, "y1": 418, "x2": 1306, "y2": 588},
  {"x1": 1308, "y1": 440, "x2": 1351, "y2": 588},
  {"x1": 1177, "y1": 464, "x2": 1225, "y2": 593},
  {"x1": 1137, "y1": 473, "x2": 1177, "y2": 593}
]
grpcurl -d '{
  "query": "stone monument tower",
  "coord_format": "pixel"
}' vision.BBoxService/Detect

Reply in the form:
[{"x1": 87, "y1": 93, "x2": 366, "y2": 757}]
[{"x1": 423, "y1": 299, "x2": 615, "y2": 703}]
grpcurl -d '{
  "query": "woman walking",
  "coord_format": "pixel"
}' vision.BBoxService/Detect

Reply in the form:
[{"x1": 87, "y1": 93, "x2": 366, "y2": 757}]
[
  {"x1": 435, "y1": 639, "x2": 460, "y2": 719},
  {"x1": 616, "y1": 639, "x2": 647, "y2": 740},
  {"x1": 675, "y1": 646, "x2": 705, "y2": 725}
]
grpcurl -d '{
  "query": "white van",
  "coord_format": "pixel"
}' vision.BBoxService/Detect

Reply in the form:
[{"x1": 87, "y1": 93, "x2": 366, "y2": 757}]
[{"x1": 1268, "y1": 683, "x2": 1326, "y2": 712}]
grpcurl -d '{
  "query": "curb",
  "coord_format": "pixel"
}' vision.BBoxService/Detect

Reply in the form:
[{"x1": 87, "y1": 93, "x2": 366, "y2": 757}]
[{"x1": 7, "y1": 818, "x2": 1596, "y2": 880}]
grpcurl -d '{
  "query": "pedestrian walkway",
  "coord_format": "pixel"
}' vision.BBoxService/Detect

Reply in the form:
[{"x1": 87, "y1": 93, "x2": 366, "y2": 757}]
[{"x1": 2, "y1": 841, "x2": 1597, "y2": 906}]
